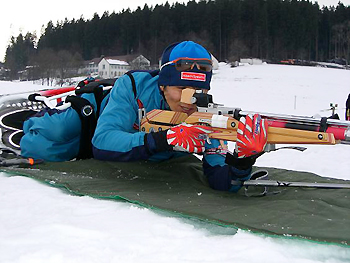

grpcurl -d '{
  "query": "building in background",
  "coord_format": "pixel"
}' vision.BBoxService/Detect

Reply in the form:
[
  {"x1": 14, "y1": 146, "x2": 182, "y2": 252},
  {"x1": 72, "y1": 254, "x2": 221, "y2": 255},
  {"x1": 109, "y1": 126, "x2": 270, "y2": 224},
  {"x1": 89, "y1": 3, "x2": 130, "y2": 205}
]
[
  {"x1": 80, "y1": 54, "x2": 151, "y2": 78},
  {"x1": 83, "y1": 57, "x2": 101, "y2": 75},
  {"x1": 98, "y1": 58, "x2": 130, "y2": 78},
  {"x1": 240, "y1": 58, "x2": 263, "y2": 65}
]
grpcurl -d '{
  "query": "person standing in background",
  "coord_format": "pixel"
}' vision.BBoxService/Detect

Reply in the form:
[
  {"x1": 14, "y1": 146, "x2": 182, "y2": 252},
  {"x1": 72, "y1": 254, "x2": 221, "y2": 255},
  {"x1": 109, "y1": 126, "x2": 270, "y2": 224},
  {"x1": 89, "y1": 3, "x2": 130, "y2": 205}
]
[{"x1": 346, "y1": 94, "x2": 350, "y2": 121}]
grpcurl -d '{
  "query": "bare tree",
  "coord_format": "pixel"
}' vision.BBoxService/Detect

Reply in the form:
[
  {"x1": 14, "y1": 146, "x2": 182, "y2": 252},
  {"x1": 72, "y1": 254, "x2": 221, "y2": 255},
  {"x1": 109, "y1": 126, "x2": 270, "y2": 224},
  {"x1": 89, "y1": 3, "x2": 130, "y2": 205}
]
[
  {"x1": 228, "y1": 39, "x2": 249, "y2": 62},
  {"x1": 31, "y1": 49, "x2": 58, "y2": 85}
]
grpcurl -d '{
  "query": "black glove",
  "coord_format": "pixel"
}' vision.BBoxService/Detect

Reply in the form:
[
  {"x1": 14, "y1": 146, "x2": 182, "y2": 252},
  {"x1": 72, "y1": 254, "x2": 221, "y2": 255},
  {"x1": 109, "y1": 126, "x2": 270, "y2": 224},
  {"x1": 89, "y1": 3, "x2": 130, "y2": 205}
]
[
  {"x1": 144, "y1": 130, "x2": 173, "y2": 154},
  {"x1": 225, "y1": 151, "x2": 264, "y2": 171}
]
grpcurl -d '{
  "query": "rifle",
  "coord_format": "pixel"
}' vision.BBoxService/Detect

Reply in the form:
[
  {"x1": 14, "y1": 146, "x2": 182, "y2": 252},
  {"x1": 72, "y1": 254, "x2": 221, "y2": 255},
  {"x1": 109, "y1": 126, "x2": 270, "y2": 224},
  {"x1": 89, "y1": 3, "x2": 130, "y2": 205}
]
[
  {"x1": 26, "y1": 80, "x2": 349, "y2": 146},
  {"x1": 140, "y1": 89, "x2": 350, "y2": 147}
]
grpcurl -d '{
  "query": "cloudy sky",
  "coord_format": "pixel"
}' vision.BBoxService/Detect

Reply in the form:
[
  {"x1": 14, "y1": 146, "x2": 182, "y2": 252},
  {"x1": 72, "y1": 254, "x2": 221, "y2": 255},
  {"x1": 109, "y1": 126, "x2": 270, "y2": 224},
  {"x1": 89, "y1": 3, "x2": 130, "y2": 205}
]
[{"x1": 0, "y1": 0, "x2": 348, "y2": 62}]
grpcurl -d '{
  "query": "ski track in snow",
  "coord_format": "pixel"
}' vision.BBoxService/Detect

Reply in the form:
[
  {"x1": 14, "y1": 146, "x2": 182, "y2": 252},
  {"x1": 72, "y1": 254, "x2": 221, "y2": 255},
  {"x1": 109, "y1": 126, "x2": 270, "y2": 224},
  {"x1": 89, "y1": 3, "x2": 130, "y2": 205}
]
[{"x1": 1, "y1": 64, "x2": 350, "y2": 263}]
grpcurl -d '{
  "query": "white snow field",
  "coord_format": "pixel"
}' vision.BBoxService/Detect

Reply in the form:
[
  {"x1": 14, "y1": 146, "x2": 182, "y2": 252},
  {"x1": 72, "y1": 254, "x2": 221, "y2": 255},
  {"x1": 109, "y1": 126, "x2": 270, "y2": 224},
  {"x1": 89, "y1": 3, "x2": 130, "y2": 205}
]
[{"x1": 0, "y1": 63, "x2": 350, "y2": 263}]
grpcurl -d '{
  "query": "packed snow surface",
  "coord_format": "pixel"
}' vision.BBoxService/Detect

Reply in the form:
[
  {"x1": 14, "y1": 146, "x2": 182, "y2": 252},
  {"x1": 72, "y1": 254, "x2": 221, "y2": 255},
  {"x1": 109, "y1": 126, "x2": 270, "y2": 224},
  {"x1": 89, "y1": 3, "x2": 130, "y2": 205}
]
[{"x1": 0, "y1": 64, "x2": 350, "y2": 263}]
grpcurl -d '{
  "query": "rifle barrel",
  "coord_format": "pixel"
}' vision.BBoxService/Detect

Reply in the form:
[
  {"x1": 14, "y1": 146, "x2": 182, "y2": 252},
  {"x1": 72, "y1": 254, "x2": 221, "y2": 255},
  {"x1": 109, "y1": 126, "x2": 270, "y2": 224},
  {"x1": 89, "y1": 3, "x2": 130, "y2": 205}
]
[
  {"x1": 197, "y1": 106, "x2": 350, "y2": 142},
  {"x1": 240, "y1": 110, "x2": 350, "y2": 127}
]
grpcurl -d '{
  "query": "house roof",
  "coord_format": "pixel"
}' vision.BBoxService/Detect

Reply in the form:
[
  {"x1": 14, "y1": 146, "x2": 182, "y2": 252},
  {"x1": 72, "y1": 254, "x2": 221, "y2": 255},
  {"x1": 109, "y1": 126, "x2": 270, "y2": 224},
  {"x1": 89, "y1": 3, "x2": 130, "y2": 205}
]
[
  {"x1": 84, "y1": 54, "x2": 150, "y2": 67},
  {"x1": 105, "y1": 59, "x2": 129, "y2": 66},
  {"x1": 105, "y1": 54, "x2": 149, "y2": 63},
  {"x1": 84, "y1": 57, "x2": 103, "y2": 66}
]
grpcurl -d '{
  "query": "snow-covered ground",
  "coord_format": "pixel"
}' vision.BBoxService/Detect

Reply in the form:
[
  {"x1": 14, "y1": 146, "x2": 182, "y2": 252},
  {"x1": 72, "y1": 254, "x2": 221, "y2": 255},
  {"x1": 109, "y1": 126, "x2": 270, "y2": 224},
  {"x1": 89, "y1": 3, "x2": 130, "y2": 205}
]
[{"x1": 0, "y1": 64, "x2": 350, "y2": 263}]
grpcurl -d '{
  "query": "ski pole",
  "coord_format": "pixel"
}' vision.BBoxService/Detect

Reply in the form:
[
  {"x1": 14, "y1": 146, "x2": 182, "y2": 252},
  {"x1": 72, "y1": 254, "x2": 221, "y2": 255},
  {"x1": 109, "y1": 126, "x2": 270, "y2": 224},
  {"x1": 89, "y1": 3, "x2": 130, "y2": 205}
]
[
  {"x1": 0, "y1": 157, "x2": 44, "y2": 167},
  {"x1": 243, "y1": 179, "x2": 350, "y2": 189}
]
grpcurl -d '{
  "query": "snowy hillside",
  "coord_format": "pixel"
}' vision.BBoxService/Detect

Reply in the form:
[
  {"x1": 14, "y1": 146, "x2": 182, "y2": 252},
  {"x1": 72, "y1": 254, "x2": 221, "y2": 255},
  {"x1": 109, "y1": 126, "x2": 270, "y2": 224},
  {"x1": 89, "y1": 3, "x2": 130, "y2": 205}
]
[{"x1": 1, "y1": 64, "x2": 350, "y2": 263}]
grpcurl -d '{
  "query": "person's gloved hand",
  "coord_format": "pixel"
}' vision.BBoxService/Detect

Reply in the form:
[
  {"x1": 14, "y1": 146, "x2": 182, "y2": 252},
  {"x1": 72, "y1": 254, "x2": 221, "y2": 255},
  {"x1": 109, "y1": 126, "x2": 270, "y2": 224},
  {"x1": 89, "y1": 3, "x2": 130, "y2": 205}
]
[
  {"x1": 225, "y1": 114, "x2": 268, "y2": 170},
  {"x1": 236, "y1": 114, "x2": 268, "y2": 158},
  {"x1": 167, "y1": 123, "x2": 212, "y2": 153},
  {"x1": 145, "y1": 123, "x2": 212, "y2": 154}
]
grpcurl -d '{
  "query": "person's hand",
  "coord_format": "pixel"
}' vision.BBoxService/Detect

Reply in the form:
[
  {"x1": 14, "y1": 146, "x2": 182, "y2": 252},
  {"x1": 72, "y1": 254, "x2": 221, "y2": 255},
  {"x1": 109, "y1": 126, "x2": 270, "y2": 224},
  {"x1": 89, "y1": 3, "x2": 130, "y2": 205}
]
[
  {"x1": 235, "y1": 114, "x2": 268, "y2": 158},
  {"x1": 225, "y1": 114, "x2": 268, "y2": 170},
  {"x1": 167, "y1": 123, "x2": 212, "y2": 153}
]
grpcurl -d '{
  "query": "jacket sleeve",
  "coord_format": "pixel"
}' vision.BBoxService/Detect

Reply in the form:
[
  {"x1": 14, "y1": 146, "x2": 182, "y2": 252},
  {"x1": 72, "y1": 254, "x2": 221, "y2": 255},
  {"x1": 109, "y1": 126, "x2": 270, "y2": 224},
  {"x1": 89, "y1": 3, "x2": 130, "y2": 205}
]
[
  {"x1": 21, "y1": 107, "x2": 81, "y2": 161},
  {"x1": 92, "y1": 75, "x2": 152, "y2": 161},
  {"x1": 203, "y1": 139, "x2": 252, "y2": 192}
]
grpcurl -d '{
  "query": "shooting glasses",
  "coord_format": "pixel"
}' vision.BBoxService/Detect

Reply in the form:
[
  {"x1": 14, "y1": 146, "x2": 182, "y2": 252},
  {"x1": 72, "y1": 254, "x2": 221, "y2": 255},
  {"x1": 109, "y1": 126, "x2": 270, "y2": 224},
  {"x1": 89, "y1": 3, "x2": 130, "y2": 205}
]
[{"x1": 160, "y1": 57, "x2": 213, "y2": 72}]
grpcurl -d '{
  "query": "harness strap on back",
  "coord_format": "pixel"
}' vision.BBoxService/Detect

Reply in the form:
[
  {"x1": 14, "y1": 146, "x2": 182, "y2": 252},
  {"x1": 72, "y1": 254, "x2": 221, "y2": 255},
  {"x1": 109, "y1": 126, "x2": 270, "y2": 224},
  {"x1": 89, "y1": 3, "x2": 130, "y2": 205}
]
[
  {"x1": 126, "y1": 72, "x2": 137, "y2": 99},
  {"x1": 75, "y1": 78, "x2": 116, "y2": 118},
  {"x1": 125, "y1": 71, "x2": 145, "y2": 130},
  {"x1": 66, "y1": 73, "x2": 146, "y2": 159},
  {"x1": 65, "y1": 96, "x2": 97, "y2": 159}
]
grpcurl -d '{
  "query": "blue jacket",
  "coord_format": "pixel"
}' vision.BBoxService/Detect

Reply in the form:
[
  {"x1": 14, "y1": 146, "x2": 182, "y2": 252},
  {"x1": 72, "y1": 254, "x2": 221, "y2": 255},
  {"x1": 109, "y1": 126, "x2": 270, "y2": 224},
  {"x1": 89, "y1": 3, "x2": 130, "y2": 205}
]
[
  {"x1": 21, "y1": 71, "x2": 251, "y2": 192},
  {"x1": 21, "y1": 93, "x2": 108, "y2": 162},
  {"x1": 92, "y1": 71, "x2": 251, "y2": 192}
]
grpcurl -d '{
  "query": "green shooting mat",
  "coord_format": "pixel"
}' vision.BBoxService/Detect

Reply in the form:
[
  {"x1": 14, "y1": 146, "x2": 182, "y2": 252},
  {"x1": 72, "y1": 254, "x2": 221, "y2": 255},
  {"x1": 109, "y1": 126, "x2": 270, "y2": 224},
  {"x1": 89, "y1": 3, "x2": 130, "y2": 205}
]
[{"x1": 2, "y1": 155, "x2": 350, "y2": 245}]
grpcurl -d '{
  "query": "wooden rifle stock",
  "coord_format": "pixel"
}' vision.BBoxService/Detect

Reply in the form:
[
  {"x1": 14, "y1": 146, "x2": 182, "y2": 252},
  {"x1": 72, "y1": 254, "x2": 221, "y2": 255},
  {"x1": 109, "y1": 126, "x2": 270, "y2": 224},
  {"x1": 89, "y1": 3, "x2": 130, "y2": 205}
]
[{"x1": 140, "y1": 109, "x2": 336, "y2": 145}]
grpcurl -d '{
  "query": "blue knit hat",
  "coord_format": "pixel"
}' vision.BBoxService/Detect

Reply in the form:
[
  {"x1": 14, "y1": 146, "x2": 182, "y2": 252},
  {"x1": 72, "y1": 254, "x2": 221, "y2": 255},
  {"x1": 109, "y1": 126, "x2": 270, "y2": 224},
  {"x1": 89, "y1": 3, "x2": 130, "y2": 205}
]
[{"x1": 158, "y1": 41, "x2": 212, "y2": 90}]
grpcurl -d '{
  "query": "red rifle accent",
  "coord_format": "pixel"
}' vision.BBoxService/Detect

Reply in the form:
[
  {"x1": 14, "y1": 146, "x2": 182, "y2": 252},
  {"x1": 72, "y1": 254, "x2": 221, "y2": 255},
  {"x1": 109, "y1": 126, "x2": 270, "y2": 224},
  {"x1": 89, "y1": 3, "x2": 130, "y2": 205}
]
[
  {"x1": 39, "y1": 87, "x2": 76, "y2": 97},
  {"x1": 267, "y1": 120, "x2": 348, "y2": 141}
]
